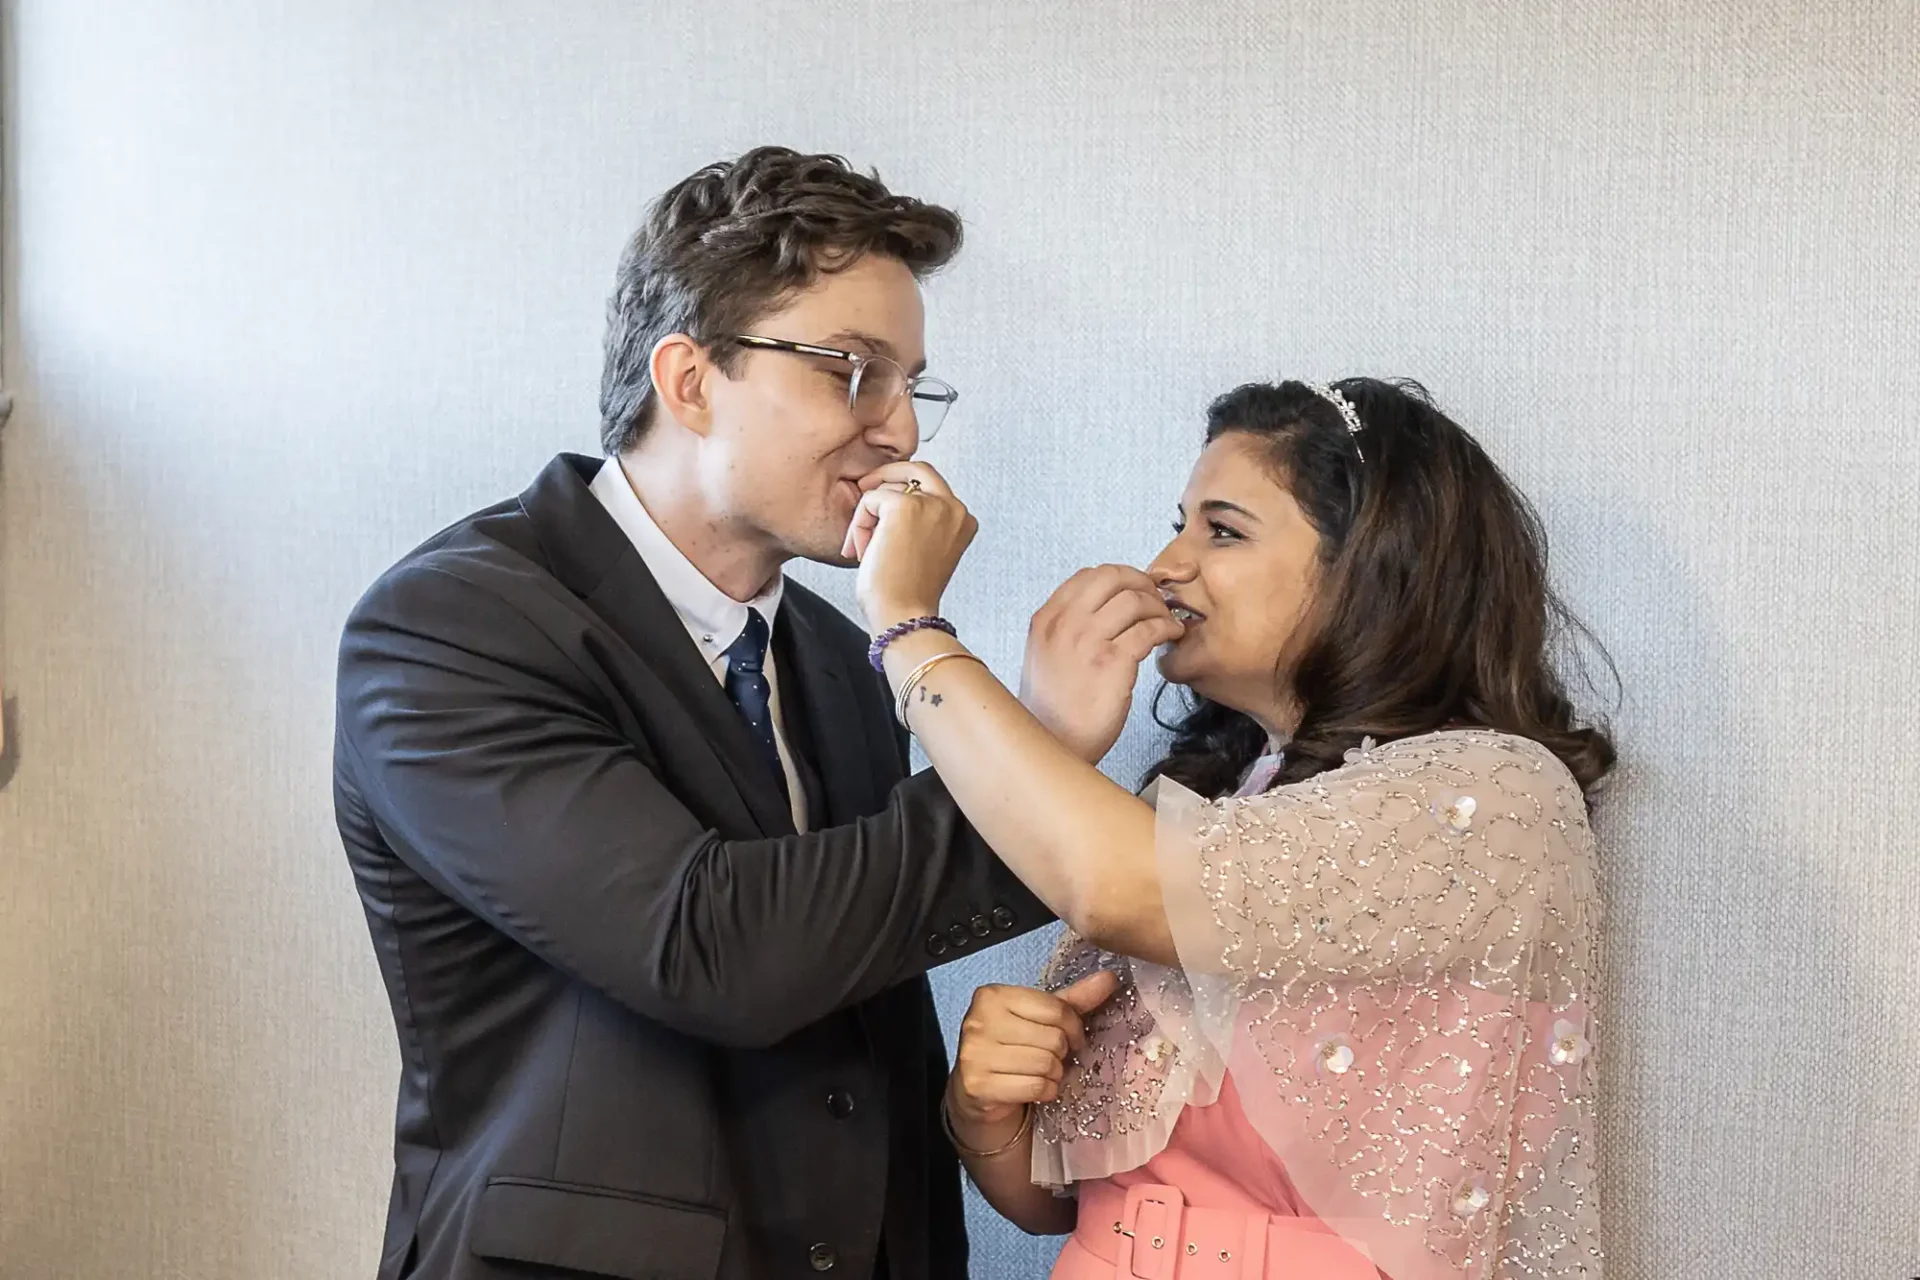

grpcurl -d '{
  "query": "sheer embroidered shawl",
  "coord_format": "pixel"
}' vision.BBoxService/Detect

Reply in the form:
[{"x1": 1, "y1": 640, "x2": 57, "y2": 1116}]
[{"x1": 1031, "y1": 730, "x2": 1604, "y2": 1280}]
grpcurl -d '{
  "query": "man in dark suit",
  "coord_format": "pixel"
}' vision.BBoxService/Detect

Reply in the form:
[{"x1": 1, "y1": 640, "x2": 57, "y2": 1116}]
[{"x1": 334, "y1": 147, "x2": 1053, "y2": 1280}]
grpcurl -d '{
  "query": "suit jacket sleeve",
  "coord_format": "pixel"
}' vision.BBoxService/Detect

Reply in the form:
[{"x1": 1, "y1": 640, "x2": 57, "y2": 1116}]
[{"x1": 336, "y1": 561, "x2": 1048, "y2": 1049}]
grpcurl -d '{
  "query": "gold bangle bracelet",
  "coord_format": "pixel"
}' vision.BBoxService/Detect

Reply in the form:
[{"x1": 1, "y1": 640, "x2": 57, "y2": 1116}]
[
  {"x1": 894, "y1": 650, "x2": 984, "y2": 727},
  {"x1": 940, "y1": 1096, "x2": 1033, "y2": 1159}
]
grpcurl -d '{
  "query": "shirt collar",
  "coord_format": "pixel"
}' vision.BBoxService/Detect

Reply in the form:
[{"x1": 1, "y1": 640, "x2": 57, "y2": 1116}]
[{"x1": 589, "y1": 456, "x2": 785, "y2": 662}]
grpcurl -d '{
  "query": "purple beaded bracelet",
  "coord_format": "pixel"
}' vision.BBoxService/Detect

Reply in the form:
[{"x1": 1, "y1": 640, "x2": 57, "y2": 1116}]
[{"x1": 868, "y1": 616, "x2": 957, "y2": 670}]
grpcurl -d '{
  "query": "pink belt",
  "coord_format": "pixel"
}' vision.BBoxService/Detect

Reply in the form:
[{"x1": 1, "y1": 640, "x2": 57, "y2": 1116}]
[{"x1": 1073, "y1": 1181, "x2": 1382, "y2": 1280}]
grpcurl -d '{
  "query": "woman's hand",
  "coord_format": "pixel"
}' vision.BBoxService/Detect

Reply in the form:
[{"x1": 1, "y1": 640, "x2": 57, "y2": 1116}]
[
  {"x1": 942, "y1": 971, "x2": 1118, "y2": 1237},
  {"x1": 945, "y1": 969, "x2": 1121, "y2": 1149},
  {"x1": 844, "y1": 461, "x2": 977, "y2": 633},
  {"x1": 1020, "y1": 565, "x2": 1185, "y2": 763}
]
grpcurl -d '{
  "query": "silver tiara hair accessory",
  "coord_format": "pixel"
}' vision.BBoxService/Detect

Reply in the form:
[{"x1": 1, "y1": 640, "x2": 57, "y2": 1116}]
[{"x1": 1302, "y1": 381, "x2": 1365, "y2": 461}]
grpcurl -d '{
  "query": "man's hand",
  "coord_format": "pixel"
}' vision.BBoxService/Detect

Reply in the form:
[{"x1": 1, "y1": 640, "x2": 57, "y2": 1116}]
[{"x1": 1020, "y1": 565, "x2": 1184, "y2": 762}]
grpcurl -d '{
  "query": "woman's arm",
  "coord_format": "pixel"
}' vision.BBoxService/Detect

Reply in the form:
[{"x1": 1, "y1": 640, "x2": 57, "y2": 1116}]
[
  {"x1": 946, "y1": 1097, "x2": 1068, "y2": 1235},
  {"x1": 882, "y1": 625, "x2": 1178, "y2": 963},
  {"x1": 846, "y1": 469, "x2": 1185, "y2": 962}
]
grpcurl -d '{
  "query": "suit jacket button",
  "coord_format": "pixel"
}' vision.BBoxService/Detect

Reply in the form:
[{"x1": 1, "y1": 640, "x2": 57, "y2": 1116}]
[
  {"x1": 809, "y1": 1243, "x2": 837, "y2": 1271},
  {"x1": 969, "y1": 913, "x2": 992, "y2": 938},
  {"x1": 947, "y1": 923, "x2": 971, "y2": 948},
  {"x1": 827, "y1": 1090, "x2": 855, "y2": 1119},
  {"x1": 991, "y1": 906, "x2": 1016, "y2": 931},
  {"x1": 926, "y1": 933, "x2": 949, "y2": 958}
]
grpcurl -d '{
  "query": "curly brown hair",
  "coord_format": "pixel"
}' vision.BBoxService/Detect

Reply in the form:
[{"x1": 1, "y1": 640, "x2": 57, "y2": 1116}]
[
  {"x1": 598, "y1": 146, "x2": 963, "y2": 454},
  {"x1": 1145, "y1": 378, "x2": 1618, "y2": 800}
]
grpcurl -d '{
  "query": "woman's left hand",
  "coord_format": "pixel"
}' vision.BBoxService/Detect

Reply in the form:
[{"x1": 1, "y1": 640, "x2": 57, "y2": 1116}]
[
  {"x1": 845, "y1": 461, "x2": 978, "y2": 632},
  {"x1": 1021, "y1": 565, "x2": 1184, "y2": 762}
]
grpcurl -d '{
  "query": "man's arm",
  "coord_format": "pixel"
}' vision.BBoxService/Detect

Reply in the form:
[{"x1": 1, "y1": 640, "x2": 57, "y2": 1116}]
[{"x1": 338, "y1": 561, "x2": 1046, "y2": 1049}]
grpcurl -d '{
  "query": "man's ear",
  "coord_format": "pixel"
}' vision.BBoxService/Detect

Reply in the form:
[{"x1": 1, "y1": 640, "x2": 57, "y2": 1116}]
[{"x1": 649, "y1": 333, "x2": 714, "y2": 437}]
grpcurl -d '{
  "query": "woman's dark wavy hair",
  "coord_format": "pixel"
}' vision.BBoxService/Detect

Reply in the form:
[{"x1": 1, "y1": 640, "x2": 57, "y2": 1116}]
[{"x1": 1144, "y1": 378, "x2": 1617, "y2": 800}]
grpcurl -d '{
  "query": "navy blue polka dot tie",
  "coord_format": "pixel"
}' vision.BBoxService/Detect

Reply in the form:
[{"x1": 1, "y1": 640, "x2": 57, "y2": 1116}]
[{"x1": 721, "y1": 609, "x2": 789, "y2": 804}]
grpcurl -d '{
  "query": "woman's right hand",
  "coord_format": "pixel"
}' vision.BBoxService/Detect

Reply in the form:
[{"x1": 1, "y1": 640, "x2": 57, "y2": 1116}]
[
  {"x1": 946, "y1": 970, "x2": 1122, "y2": 1147},
  {"x1": 844, "y1": 461, "x2": 978, "y2": 633}
]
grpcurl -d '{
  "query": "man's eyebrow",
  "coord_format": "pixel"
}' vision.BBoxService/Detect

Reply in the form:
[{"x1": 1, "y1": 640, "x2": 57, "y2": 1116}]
[{"x1": 825, "y1": 329, "x2": 926, "y2": 376}]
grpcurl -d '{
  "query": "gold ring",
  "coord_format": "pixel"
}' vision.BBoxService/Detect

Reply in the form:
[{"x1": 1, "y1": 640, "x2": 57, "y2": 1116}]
[{"x1": 904, "y1": 478, "x2": 924, "y2": 495}]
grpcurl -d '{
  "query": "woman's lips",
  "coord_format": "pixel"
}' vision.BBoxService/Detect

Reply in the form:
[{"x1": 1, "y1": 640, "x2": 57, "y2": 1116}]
[{"x1": 1162, "y1": 594, "x2": 1205, "y2": 624}]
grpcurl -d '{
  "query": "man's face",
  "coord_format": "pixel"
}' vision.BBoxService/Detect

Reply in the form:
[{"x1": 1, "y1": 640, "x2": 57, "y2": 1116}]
[{"x1": 700, "y1": 254, "x2": 930, "y2": 566}]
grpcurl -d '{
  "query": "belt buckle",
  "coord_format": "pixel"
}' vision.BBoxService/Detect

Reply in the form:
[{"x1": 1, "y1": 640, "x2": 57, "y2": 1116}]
[{"x1": 1116, "y1": 1183, "x2": 1185, "y2": 1280}]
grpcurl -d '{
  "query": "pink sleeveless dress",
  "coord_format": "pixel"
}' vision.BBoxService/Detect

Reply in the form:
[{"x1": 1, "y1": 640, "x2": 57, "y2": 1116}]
[{"x1": 1050, "y1": 1072, "x2": 1382, "y2": 1278}]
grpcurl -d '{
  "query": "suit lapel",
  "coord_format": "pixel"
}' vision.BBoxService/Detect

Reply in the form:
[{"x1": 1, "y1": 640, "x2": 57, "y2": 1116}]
[
  {"x1": 777, "y1": 589, "x2": 899, "y2": 1062},
  {"x1": 776, "y1": 594, "x2": 880, "y2": 828},
  {"x1": 584, "y1": 568, "x2": 797, "y2": 837},
  {"x1": 519, "y1": 455, "x2": 795, "y2": 837}
]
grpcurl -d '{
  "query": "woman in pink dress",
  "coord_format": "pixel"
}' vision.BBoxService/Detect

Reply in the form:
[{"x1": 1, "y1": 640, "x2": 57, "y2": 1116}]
[{"x1": 847, "y1": 377, "x2": 1612, "y2": 1280}]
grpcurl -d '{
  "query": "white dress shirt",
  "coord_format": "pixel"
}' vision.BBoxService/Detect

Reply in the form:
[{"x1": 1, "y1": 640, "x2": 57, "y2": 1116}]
[{"x1": 589, "y1": 456, "x2": 808, "y2": 831}]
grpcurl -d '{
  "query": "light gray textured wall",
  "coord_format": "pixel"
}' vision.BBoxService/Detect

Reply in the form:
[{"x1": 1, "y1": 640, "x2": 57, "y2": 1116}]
[{"x1": 2, "y1": 2, "x2": 1915, "y2": 1277}]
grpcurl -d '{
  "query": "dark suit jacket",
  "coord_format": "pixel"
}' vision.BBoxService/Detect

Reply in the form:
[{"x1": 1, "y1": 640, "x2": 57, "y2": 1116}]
[{"x1": 334, "y1": 453, "x2": 1050, "y2": 1280}]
